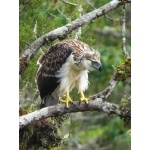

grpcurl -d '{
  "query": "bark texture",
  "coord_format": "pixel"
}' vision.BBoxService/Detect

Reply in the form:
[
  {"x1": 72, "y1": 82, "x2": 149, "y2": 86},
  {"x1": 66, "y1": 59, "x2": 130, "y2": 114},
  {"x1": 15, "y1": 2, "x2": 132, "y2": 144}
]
[{"x1": 19, "y1": 98, "x2": 120, "y2": 129}]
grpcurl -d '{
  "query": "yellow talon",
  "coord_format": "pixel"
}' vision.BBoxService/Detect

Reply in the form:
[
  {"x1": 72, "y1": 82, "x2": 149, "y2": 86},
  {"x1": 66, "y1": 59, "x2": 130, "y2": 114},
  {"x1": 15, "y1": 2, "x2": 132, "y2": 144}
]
[
  {"x1": 80, "y1": 91, "x2": 90, "y2": 104},
  {"x1": 59, "y1": 91, "x2": 73, "y2": 108}
]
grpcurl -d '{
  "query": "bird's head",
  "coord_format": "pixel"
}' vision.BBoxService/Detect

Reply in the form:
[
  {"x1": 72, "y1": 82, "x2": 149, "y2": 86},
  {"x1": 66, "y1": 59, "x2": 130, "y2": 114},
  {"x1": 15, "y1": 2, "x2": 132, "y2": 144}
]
[{"x1": 78, "y1": 50, "x2": 102, "y2": 72}]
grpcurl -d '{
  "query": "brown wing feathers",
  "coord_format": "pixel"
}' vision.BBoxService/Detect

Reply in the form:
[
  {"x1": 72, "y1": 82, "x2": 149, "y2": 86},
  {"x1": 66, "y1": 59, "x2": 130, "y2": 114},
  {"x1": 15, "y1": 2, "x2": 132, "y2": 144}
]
[{"x1": 36, "y1": 43, "x2": 73, "y2": 100}]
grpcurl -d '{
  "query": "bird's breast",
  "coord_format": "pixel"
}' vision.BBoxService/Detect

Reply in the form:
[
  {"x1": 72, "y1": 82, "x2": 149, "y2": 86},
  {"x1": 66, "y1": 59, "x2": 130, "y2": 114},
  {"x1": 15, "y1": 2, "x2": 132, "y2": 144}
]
[{"x1": 54, "y1": 57, "x2": 84, "y2": 96}]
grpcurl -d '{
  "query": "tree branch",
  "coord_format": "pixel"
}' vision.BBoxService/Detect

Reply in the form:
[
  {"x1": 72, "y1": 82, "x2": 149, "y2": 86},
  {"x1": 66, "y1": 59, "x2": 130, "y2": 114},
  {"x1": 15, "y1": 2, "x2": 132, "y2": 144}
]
[
  {"x1": 92, "y1": 58, "x2": 131, "y2": 101},
  {"x1": 19, "y1": 0, "x2": 131, "y2": 75},
  {"x1": 85, "y1": 0, "x2": 96, "y2": 10},
  {"x1": 57, "y1": 7, "x2": 71, "y2": 22},
  {"x1": 121, "y1": 4, "x2": 130, "y2": 58},
  {"x1": 74, "y1": 5, "x2": 83, "y2": 39},
  {"x1": 92, "y1": 72, "x2": 118, "y2": 100},
  {"x1": 61, "y1": 0, "x2": 77, "y2": 6},
  {"x1": 19, "y1": 98, "x2": 120, "y2": 129}
]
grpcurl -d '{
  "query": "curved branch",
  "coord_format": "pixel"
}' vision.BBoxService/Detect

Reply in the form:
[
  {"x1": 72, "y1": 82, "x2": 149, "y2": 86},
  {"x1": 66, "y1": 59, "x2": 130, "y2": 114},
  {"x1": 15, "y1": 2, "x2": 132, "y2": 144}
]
[
  {"x1": 19, "y1": 0, "x2": 131, "y2": 75},
  {"x1": 19, "y1": 98, "x2": 120, "y2": 129},
  {"x1": 19, "y1": 58, "x2": 131, "y2": 129},
  {"x1": 97, "y1": 58, "x2": 131, "y2": 99},
  {"x1": 92, "y1": 71, "x2": 118, "y2": 100}
]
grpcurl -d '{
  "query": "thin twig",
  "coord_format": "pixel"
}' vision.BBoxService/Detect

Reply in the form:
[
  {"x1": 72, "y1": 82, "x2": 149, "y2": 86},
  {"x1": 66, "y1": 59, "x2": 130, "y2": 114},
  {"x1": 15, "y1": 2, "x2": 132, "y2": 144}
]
[
  {"x1": 85, "y1": 0, "x2": 96, "y2": 9},
  {"x1": 121, "y1": 4, "x2": 129, "y2": 58},
  {"x1": 61, "y1": 0, "x2": 77, "y2": 6},
  {"x1": 57, "y1": 8, "x2": 71, "y2": 22},
  {"x1": 92, "y1": 71, "x2": 118, "y2": 100},
  {"x1": 75, "y1": 5, "x2": 83, "y2": 39},
  {"x1": 33, "y1": 20, "x2": 37, "y2": 39},
  {"x1": 104, "y1": 14, "x2": 121, "y2": 22}
]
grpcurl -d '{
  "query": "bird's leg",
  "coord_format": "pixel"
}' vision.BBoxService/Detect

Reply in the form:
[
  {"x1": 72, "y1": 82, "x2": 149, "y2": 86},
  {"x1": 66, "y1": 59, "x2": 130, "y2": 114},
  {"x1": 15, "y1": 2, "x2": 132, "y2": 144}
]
[
  {"x1": 80, "y1": 91, "x2": 90, "y2": 104},
  {"x1": 59, "y1": 91, "x2": 73, "y2": 108}
]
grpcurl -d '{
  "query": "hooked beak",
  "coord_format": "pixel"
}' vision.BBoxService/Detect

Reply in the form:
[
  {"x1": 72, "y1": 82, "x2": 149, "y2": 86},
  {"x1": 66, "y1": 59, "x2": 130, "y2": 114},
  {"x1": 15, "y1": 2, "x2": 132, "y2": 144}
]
[{"x1": 92, "y1": 61, "x2": 102, "y2": 72}]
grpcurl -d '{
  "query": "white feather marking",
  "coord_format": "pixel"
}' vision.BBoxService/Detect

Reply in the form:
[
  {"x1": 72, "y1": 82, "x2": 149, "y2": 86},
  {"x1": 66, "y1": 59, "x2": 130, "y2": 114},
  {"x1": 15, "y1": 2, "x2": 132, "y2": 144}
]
[
  {"x1": 75, "y1": 70, "x2": 89, "y2": 92},
  {"x1": 54, "y1": 54, "x2": 89, "y2": 97}
]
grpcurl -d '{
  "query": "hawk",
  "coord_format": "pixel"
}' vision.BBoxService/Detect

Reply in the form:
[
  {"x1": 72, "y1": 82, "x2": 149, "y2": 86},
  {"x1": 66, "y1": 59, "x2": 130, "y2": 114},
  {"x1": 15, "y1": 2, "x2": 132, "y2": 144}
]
[{"x1": 36, "y1": 39, "x2": 102, "y2": 108}]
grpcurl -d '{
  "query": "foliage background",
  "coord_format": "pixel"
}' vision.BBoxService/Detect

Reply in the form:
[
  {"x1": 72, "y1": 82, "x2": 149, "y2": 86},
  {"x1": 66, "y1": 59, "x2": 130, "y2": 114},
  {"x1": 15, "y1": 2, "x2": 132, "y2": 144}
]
[{"x1": 19, "y1": 0, "x2": 131, "y2": 149}]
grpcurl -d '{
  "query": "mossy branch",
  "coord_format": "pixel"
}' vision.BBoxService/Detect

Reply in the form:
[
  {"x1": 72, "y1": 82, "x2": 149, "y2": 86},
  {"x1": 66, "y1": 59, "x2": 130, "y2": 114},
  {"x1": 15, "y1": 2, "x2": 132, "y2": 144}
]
[
  {"x1": 114, "y1": 58, "x2": 131, "y2": 81},
  {"x1": 19, "y1": 98, "x2": 120, "y2": 129}
]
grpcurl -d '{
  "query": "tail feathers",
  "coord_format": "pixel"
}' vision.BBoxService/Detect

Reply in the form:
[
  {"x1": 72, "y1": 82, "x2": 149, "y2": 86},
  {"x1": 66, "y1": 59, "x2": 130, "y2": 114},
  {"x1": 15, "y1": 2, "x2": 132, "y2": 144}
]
[{"x1": 40, "y1": 95, "x2": 58, "y2": 108}]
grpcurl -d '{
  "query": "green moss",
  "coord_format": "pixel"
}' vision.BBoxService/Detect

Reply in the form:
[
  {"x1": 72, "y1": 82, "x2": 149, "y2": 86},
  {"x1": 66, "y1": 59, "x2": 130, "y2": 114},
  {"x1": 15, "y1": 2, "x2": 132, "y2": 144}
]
[{"x1": 115, "y1": 58, "x2": 131, "y2": 81}]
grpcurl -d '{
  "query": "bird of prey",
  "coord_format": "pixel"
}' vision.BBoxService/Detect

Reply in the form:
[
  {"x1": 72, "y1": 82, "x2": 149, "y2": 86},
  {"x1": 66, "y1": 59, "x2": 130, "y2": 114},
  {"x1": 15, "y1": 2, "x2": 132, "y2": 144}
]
[{"x1": 36, "y1": 39, "x2": 102, "y2": 108}]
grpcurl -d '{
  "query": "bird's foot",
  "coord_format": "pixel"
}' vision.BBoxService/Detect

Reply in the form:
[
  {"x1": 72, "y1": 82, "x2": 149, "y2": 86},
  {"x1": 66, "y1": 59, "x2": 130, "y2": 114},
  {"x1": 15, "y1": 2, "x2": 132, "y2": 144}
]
[
  {"x1": 80, "y1": 97, "x2": 89, "y2": 104},
  {"x1": 80, "y1": 91, "x2": 91, "y2": 104},
  {"x1": 59, "y1": 95, "x2": 73, "y2": 108}
]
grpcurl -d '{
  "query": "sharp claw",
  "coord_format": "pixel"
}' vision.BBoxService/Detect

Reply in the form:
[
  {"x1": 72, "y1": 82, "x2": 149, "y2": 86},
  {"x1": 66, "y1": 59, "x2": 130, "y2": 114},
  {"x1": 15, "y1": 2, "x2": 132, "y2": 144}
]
[
  {"x1": 88, "y1": 96, "x2": 92, "y2": 100},
  {"x1": 80, "y1": 98, "x2": 89, "y2": 104},
  {"x1": 66, "y1": 102, "x2": 69, "y2": 108},
  {"x1": 59, "y1": 98, "x2": 73, "y2": 108},
  {"x1": 80, "y1": 91, "x2": 91, "y2": 104}
]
